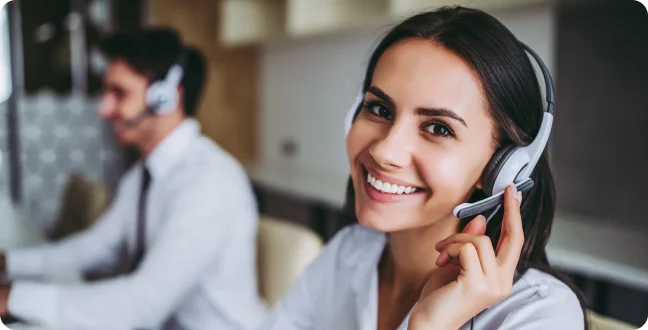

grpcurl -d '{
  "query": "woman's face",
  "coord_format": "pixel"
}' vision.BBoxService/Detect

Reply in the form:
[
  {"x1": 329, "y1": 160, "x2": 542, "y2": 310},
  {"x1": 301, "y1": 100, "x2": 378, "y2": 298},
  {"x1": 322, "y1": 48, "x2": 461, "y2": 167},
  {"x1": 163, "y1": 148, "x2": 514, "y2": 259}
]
[{"x1": 346, "y1": 38, "x2": 497, "y2": 232}]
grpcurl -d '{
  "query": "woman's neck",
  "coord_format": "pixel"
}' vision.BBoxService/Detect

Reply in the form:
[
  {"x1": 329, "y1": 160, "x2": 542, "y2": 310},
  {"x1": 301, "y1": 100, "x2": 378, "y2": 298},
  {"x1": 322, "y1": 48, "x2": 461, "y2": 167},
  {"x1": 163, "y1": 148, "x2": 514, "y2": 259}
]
[{"x1": 380, "y1": 216, "x2": 461, "y2": 292}]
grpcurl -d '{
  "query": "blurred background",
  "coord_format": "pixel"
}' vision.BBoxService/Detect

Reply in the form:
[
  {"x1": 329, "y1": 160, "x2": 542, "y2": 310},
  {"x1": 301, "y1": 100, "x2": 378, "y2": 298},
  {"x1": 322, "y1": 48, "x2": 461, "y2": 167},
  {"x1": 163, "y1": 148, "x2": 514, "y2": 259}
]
[{"x1": 0, "y1": 0, "x2": 646, "y2": 327}]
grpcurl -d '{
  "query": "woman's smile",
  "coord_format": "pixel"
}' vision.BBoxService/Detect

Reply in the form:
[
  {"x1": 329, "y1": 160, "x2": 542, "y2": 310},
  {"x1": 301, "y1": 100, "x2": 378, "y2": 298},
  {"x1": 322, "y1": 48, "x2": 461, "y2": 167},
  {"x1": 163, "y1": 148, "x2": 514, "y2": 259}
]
[{"x1": 361, "y1": 165, "x2": 429, "y2": 203}]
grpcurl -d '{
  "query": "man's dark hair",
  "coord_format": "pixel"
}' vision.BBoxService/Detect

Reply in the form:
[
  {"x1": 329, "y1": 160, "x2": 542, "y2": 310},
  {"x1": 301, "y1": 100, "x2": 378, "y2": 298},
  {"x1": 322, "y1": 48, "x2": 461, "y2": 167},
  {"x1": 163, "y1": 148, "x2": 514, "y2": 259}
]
[{"x1": 99, "y1": 27, "x2": 206, "y2": 117}]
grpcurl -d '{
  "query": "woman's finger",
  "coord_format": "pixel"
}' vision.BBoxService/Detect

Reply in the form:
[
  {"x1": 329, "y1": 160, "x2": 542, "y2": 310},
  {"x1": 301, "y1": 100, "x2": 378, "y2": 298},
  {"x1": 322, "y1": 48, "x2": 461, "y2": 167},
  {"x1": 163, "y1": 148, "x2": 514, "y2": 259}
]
[
  {"x1": 495, "y1": 184, "x2": 525, "y2": 272},
  {"x1": 437, "y1": 235, "x2": 498, "y2": 274},
  {"x1": 436, "y1": 215, "x2": 486, "y2": 251},
  {"x1": 463, "y1": 215, "x2": 487, "y2": 235},
  {"x1": 443, "y1": 243, "x2": 482, "y2": 277},
  {"x1": 436, "y1": 233, "x2": 480, "y2": 251}
]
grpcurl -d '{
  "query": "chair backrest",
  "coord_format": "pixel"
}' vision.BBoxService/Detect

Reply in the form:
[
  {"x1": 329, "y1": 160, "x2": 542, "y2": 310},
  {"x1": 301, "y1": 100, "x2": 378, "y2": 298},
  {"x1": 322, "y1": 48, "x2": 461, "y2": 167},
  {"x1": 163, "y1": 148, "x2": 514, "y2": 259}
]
[
  {"x1": 257, "y1": 215, "x2": 323, "y2": 307},
  {"x1": 48, "y1": 174, "x2": 110, "y2": 240},
  {"x1": 587, "y1": 310, "x2": 637, "y2": 330}
]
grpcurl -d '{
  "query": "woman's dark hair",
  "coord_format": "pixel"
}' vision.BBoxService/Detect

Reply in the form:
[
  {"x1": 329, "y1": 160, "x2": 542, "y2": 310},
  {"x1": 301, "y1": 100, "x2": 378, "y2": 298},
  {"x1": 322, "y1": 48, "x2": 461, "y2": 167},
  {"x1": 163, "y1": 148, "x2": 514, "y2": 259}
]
[{"x1": 341, "y1": 6, "x2": 589, "y2": 328}]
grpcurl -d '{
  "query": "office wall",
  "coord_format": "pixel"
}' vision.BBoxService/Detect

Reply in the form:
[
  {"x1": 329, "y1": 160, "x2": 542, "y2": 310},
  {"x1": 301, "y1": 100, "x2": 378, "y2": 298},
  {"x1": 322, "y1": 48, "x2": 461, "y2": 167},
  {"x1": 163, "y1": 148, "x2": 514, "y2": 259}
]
[
  {"x1": 553, "y1": 0, "x2": 648, "y2": 229},
  {"x1": 259, "y1": 4, "x2": 556, "y2": 177},
  {"x1": 148, "y1": 0, "x2": 258, "y2": 163}
]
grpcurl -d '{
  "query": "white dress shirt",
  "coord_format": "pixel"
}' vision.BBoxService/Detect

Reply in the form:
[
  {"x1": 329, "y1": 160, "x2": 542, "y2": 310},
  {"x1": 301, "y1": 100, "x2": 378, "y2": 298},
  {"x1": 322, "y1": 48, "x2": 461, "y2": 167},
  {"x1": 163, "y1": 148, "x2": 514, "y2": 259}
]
[
  {"x1": 5, "y1": 119, "x2": 267, "y2": 330},
  {"x1": 259, "y1": 224, "x2": 585, "y2": 330}
]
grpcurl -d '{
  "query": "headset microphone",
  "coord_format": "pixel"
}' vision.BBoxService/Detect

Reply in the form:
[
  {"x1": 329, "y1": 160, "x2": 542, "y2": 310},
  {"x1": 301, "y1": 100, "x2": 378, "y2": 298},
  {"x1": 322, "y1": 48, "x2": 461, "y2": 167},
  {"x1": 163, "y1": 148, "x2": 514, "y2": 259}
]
[
  {"x1": 121, "y1": 107, "x2": 152, "y2": 128},
  {"x1": 343, "y1": 41, "x2": 554, "y2": 220}
]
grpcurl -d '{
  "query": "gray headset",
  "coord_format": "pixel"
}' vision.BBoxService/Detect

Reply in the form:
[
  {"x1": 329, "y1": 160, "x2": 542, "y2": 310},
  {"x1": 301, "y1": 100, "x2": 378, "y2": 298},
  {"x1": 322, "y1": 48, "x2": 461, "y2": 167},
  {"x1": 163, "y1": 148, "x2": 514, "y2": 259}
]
[
  {"x1": 146, "y1": 49, "x2": 187, "y2": 114},
  {"x1": 123, "y1": 49, "x2": 188, "y2": 127}
]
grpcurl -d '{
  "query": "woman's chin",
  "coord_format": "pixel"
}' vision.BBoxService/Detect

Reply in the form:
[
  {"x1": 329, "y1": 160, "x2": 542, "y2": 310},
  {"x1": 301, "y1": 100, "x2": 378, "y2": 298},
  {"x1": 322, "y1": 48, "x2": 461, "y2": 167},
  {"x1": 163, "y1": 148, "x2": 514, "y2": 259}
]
[{"x1": 356, "y1": 209, "x2": 415, "y2": 233}]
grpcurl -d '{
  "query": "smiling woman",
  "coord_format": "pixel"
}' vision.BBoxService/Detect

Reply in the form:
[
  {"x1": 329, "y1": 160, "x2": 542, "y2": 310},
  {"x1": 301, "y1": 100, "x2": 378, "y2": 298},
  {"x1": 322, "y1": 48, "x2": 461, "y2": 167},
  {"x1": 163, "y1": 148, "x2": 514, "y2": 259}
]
[{"x1": 258, "y1": 5, "x2": 587, "y2": 330}]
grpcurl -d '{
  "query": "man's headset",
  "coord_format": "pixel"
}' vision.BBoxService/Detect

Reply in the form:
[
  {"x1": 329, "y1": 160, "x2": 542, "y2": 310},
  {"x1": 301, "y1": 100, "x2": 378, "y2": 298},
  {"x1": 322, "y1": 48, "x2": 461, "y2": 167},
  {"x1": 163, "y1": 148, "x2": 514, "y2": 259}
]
[
  {"x1": 344, "y1": 41, "x2": 554, "y2": 220},
  {"x1": 122, "y1": 48, "x2": 188, "y2": 127}
]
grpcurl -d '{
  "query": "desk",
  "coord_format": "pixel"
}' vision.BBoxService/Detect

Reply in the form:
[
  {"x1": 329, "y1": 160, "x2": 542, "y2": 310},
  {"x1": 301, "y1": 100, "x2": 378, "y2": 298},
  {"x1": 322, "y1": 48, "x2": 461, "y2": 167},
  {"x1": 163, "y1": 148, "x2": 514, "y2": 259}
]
[
  {"x1": 0, "y1": 196, "x2": 45, "y2": 250},
  {"x1": 548, "y1": 213, "x2": 648, "y2": 292},
  {"x1": 0, "y1": 196, "x2": 46, "y2": 330},
  {"x1": 245, "y1": 163, "x2": 347, "y2": 209}
]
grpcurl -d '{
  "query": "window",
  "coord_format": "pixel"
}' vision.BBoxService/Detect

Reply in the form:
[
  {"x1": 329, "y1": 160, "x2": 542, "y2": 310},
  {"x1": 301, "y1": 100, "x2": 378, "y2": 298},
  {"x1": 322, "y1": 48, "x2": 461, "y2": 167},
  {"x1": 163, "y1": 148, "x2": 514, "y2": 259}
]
[{"x1": 0, "y1": 4, "x2": 11, "y2": 103}]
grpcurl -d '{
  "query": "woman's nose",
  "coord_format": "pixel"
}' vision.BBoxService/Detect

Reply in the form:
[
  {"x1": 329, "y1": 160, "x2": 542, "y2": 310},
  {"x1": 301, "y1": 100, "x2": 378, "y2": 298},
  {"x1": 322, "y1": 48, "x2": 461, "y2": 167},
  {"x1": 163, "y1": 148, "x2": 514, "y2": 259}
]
[{"x1": 368, "y1": 124, "x2": 414, "y2": 170}]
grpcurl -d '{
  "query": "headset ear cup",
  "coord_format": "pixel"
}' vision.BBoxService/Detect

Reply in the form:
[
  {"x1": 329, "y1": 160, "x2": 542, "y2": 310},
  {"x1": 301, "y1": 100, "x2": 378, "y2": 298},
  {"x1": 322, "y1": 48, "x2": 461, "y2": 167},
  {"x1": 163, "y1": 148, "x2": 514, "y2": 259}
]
[
  {"x1": 481, "y1": 145, "x2": 518, "y2": 196},
  {"x1": 345, "y1": 91, "x2": 365, "y2": 137},
  {"x1": 146, "y1": 82, "x2": 164, "y2": 113},
  {"x1": 147, "y1": 82, "x2": 178, "y2": 114}
]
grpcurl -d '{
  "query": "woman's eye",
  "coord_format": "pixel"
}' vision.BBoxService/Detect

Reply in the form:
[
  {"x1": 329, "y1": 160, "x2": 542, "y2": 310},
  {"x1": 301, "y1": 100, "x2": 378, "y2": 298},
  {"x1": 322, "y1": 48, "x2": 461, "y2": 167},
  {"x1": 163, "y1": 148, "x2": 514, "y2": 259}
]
[
  {"x1": 425, "y1": 123, "x2": 453, "y2": 137},
  {"x1": 364, "y1": 102, "x2": 393, "y2": 120}
]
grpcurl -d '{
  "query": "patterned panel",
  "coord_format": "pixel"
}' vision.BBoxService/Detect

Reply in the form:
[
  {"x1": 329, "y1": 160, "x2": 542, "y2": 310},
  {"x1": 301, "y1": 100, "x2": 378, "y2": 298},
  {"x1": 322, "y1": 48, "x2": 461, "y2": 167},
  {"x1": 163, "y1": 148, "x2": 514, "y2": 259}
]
[{"x1": 18, "y1": 92, "x2": 119, "y2": 228}]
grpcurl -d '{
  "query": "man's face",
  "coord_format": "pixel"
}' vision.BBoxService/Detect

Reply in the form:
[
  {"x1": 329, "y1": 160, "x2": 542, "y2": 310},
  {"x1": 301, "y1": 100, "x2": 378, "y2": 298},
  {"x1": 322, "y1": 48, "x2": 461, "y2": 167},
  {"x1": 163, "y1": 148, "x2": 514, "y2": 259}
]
[{"x1": 98, "y1": 60, "x2": 155, "y2": 146}]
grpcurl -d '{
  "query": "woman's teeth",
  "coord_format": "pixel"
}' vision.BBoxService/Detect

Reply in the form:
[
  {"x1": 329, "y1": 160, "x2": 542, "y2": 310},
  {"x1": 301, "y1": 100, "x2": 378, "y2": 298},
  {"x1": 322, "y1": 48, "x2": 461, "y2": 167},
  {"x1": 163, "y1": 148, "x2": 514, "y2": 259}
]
[{"x1": 367, "y1": 172, "x2": 418, "y2": 195}]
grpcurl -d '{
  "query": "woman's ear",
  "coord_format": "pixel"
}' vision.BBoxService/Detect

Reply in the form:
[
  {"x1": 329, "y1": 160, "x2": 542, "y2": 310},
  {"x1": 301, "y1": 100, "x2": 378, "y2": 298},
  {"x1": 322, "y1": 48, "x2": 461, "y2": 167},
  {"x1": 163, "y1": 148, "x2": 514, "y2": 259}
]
[{"x1": 475, "y1": 177, "x2": 483, "y2": 190}]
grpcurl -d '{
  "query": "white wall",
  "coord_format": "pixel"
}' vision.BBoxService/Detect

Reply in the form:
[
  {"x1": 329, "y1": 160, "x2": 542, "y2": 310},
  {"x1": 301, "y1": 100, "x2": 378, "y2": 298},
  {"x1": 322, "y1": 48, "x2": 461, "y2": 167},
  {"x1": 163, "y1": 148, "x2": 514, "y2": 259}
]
[{"x1": 259, "y1": 4, "x2": 556, "y2": 177}]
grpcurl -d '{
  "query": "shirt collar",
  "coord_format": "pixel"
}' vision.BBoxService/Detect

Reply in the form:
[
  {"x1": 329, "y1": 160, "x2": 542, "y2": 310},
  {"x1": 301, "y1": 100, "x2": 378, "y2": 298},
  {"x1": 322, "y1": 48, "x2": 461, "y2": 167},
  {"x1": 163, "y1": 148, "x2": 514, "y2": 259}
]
[{"x1": 144, "y1": 118, "x2": 201, "y2": 179}]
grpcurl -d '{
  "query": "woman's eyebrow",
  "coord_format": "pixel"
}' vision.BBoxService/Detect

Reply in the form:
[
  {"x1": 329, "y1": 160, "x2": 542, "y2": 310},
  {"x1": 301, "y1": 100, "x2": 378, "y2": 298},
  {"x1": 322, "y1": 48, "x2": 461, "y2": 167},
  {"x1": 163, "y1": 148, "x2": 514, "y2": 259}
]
[
  {"x1": 367, "y1": 86, "x2": 395, "y2": 107},
  {"x1": 416, "y1": 107, "x2": 468, "y2": 127},
  {"x1": 367, "y1": 85, "x2": 468, "y2": 127}
]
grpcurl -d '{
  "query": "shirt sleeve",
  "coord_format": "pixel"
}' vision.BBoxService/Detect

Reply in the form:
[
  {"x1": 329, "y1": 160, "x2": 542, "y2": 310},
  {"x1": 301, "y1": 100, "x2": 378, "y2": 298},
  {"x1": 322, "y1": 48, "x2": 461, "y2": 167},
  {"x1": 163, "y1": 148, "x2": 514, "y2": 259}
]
[
  {"x1": 8, "y1": 164, "x2": 253, "y2": 330},
  {"x1": 497, "y1": 281, "x2": 586, "y2": 330},
  {"x1": 257, "y1": 226, "x2": 354, "y2": 330},
  {"x1": 5, "y1": 186, "x2": 127, "y2": 283}
]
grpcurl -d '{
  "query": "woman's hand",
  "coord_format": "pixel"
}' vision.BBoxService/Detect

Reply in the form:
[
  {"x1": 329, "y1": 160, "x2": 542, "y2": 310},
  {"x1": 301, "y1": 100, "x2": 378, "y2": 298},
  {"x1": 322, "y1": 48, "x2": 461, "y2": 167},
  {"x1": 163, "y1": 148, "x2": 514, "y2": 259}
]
[{"x1": 409, "y1": 184, "x2": 524, "y2": 330}]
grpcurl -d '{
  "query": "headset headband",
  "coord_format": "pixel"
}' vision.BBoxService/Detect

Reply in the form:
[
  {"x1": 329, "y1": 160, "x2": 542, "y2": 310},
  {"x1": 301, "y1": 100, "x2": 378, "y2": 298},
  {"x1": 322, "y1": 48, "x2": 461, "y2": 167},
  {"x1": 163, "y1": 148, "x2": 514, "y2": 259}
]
[
  {"x1": 161, "y1": 48, "x2": 188, "y2": 88},
  {"x1": 514, "y1": 42, "x2": 554, "y2": 180}
]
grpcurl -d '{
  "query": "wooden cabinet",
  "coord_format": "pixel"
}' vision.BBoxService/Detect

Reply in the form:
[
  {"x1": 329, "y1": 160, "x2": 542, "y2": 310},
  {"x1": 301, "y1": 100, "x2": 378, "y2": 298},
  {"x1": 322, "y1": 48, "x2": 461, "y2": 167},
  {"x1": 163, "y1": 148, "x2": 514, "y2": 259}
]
[
  {"x1": 218, "y1": 0, "x2": 551, "y2": 46},
  {"x1": 286, "y1": 0, "x2": 389, "y2": 37},
  {"x1": 219, "y1": 0, "x2": 285, "y2": 46},
  {"x1": 390, "y1": 0, "x2": 548, "y2": 17}
]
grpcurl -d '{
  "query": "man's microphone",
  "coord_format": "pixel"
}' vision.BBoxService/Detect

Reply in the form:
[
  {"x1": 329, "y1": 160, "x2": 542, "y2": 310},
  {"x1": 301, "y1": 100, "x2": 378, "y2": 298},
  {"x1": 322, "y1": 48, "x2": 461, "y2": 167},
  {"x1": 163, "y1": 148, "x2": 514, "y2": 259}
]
[{"x1": 121, "y1": 107, "x2": 153, "y2": 128}]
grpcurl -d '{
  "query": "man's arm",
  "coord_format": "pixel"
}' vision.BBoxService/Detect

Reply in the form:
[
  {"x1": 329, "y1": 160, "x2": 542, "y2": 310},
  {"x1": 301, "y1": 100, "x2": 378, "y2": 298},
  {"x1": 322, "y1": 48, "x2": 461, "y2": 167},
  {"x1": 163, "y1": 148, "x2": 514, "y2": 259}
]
[
  {"x1": 3, "y1": 183, "x2": 128, "y2": 282},
  {"x1": 5, "y1": 165, "x2": 255, "y2": 329}
]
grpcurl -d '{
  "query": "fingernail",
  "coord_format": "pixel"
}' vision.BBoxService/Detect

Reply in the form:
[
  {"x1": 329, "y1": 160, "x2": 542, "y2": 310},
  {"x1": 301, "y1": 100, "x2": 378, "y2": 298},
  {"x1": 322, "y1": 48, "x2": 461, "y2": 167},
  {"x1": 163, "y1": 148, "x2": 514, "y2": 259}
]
[{"x1": 514, "y1": 191, "x2": 522, "y2": 206}]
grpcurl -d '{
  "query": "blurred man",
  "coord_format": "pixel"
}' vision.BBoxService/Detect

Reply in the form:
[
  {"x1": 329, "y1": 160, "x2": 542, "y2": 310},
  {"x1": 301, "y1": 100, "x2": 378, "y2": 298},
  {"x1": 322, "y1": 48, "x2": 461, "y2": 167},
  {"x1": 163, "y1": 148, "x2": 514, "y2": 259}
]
[{"x1": 0, "y1": 28, "x2": 266, "y2": 330}]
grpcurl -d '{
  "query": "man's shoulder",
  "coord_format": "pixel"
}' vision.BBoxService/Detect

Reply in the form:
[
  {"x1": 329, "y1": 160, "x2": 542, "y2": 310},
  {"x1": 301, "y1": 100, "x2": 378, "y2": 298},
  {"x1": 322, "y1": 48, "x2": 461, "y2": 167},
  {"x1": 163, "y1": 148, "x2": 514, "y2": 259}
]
[
  {"x1": 182, "y1": 135, "x2": 243, "y2": 171},
  {"x1": 163, "y1": 136, "x2": 253, "y2": 196}
]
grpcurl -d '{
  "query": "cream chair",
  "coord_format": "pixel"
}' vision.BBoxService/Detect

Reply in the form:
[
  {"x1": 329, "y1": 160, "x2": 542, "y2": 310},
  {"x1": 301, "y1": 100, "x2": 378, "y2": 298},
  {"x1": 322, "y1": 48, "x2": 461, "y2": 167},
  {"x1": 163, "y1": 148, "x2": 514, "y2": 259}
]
[
  {"x1": 588, "y1": 310, "x2": 638, "y2": 330},
  {"x1": 257, "y1": 215, "x2": 324, "y2": 307}
]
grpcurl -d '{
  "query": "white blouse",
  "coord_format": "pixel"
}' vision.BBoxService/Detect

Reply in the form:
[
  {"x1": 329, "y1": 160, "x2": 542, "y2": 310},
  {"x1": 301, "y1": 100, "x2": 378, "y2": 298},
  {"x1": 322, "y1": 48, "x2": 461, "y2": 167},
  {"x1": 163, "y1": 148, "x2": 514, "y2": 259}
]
[{"x1": 258, "y1": 224, "x2": 585, "y2": 330}]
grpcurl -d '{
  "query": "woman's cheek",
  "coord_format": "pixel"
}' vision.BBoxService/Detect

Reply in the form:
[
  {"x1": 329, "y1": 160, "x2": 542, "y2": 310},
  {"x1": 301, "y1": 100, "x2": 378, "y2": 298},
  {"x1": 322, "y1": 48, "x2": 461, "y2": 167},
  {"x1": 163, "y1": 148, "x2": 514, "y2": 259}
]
[{"x1": 424, "y1": 155, "x2": 477, "y2": 198}]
